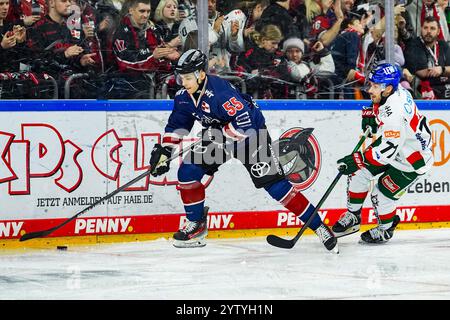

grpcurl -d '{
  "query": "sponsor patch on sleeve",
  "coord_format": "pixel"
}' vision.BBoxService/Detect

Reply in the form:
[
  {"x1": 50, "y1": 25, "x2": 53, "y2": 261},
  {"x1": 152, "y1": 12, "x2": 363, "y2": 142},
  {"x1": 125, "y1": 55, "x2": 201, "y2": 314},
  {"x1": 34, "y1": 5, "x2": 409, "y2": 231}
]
[{"x1": 384, "y1": 130, "x2": 401, "y2": 138}]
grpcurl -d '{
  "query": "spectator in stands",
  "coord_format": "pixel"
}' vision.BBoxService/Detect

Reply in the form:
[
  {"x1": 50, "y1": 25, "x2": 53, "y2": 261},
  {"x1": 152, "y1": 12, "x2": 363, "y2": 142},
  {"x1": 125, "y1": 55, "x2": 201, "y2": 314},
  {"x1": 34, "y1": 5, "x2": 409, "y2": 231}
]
[
  {"x1": 27, "y1": 0, "x2": 97, "y2": 75},
  {"x1": 154, "y1": 0, "x2": 182, "y2": 48},
  {"x1": 94, "y1": 0, "x2": 120, "y2": 71},
  {"x1": 178, "y1": 0, "x2": 223, "y2": 50},
  {"x1": 113, "y1": 0, "x2": 179, "y2": 71},
  {"x1": 396, "y1": 4, "x2": 415, "y2": 48},
  {"x1": 341, "y1": 0, "x2": 356, "y2": 19},
  {"x1": 330, "y1": 16, "x2": 365, "y2": 98},
  {"x1": 405, "y1": 15, "x2": 450, "y2": 99},
  {"x1": 305, "y1": 0, "x2": 344, "y2": 47},
  {"x1": 408, "y1": 0, "x2": 449, "y2": 40},
  {"x1": 283, "y1": 37, "x2": 335, "y2": 82},
  {"x1": 223, "y1": 0, "x2": 270, "y2": 53},
  {"x1": 112, "y1": 0, "x2": 179, "y2": 97},
  {"x1": 258, "y1": 0, "x2": 301, "y2": 41},
  {"x1": 289, "y1": 0, "x2": 308, "y2": 40},
  {"x1": 235, "y1": 24, "x2": 287, "y2": 97},
  {"x1": 67, "y1": 0, "x2": 104, "y2": 71},
  {"x1": 6, "y1": 0, "x2": 45, "y2": 26},
  {"x1": 1, "y1": 0, "x2": 27, "y2": 71}
]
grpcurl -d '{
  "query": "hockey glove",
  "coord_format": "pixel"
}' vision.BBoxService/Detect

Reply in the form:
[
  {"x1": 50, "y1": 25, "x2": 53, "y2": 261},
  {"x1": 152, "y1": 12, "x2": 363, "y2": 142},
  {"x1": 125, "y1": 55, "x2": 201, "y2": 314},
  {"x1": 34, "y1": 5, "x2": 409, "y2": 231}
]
[
  {"x1": 337, "y1": 152, "x2": 366, "y2": 175},
  {"x1": 361, "y1": 106, "x2": 377, "y2": 137},
  {"x1": 149, "y1": 144, "x2": 173, "y2": 177}
]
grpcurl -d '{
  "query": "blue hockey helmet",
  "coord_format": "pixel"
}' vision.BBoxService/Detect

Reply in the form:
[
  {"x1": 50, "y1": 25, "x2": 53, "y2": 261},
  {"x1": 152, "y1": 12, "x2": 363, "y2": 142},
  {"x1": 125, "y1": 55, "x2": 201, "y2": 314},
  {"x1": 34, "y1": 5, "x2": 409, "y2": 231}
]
[{"x1": 367, "y1": 63, "x2": 401, "y2": 90}]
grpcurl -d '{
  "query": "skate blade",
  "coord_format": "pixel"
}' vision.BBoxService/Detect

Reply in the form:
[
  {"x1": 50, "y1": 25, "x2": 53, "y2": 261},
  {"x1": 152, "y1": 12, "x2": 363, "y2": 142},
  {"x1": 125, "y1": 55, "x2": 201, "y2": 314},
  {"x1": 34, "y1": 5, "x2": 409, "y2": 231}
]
[
  {"x1": 334, "y1": 226, "x2": 360, "y2": 238},
  {"x1": 328, "y1": 244, "x2": 339, "y2": 254},
  {"x1": 173, "y1": 236, "x2": 207, "y2": 248},
  {"x1": 358, "y1": 239, "x2": 389, "y2": 245}
]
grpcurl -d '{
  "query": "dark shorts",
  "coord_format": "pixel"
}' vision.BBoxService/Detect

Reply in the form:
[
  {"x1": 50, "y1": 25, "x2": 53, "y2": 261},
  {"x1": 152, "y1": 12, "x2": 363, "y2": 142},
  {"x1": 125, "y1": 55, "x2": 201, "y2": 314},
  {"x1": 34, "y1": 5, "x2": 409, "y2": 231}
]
[{"x1": 184, "y1": 127, "x2": 285, "y2": 189}]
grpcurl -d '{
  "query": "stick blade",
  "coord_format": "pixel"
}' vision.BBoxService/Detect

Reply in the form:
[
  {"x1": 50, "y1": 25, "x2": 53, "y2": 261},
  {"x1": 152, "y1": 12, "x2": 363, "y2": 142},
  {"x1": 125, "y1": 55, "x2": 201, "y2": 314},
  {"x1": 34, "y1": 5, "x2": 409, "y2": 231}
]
[
  {"x1": 19, "y1": 229, "x2": 52, "y2": 242},
  {"x1": 266, "y1": 234, "x2": 296, "y2": 249}
]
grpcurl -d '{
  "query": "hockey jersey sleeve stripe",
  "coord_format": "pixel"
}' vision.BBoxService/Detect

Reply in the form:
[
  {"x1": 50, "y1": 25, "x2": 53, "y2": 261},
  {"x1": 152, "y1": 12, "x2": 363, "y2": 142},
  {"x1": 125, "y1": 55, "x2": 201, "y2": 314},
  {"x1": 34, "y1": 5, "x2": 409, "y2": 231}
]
[
  {"x1": 162, "y1": 133, "x2": 183, "y2": 147},
  {"x1": 363, "y1": 147, "x2": 384, "y2": 167},
  {"x1": 406, "y1": 151, "x2": 426, "y2": 171},
  {"x1": 223, "y1": 122, "x2": 247, "y2": 141}
]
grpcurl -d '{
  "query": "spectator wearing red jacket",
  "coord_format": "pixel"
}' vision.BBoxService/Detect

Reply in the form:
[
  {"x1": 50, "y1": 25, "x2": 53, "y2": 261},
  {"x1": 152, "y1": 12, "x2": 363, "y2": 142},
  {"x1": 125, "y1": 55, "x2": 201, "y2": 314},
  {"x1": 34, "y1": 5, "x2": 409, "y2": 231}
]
[
  {"x1": 112, "y1": 0, "x2": 179, "y2": 72},
  {"x1": 111, "y1": 0, "x2": 179, "y2": 98}
]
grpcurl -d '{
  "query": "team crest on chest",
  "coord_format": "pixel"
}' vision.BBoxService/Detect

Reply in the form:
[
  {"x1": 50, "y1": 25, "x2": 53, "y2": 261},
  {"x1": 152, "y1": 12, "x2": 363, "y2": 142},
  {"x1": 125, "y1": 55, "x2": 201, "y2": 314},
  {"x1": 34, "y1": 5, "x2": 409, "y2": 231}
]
[{"x1": 201, "y1": 101, "x2": 211, "y2": 113}]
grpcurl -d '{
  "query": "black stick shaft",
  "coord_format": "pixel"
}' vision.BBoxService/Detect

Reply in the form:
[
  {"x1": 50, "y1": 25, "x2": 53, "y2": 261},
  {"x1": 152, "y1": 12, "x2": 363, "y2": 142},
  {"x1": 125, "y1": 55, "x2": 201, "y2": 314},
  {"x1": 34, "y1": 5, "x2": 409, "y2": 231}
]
[
  {"x1": 267, "y1": 127, "x2": 371, "y2": 248},
  {"x1": 20, "y1": 140, "x2": 201, "y2": 241}
]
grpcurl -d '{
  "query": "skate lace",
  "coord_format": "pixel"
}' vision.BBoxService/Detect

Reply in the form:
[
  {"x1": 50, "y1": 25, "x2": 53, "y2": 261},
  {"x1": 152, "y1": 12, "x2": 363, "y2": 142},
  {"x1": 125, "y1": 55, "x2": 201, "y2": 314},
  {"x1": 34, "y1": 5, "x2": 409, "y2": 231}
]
[
  {"x1": 369, "y1": 227, "x2": 385, "y2": 240},
  {"x1": 315, "y1": 225, "x2": 332, "y2": 242},
  {"x1": 182, "y1": 220, "x2": 199, "y2": 234},
  {"x1": 338, "y1": 212, "x2": 358, "y2": 227}
]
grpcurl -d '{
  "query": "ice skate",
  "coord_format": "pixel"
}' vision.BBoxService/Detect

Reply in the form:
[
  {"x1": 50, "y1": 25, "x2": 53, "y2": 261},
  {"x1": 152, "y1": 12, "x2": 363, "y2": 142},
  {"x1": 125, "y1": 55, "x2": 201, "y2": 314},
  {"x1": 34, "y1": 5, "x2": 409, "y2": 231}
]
[
  {"x1": 314, "y1": 223, "x2": 339, "y2": 254},
  {"x1": 332, "y1": 210, "x2": 361, "y2": 238},
  {"x1": 173, "y1": 207, "x2": 209, "y2": 248},
  {"x1": 360, "y1": 215, "x2": 401, "y2": 244}
]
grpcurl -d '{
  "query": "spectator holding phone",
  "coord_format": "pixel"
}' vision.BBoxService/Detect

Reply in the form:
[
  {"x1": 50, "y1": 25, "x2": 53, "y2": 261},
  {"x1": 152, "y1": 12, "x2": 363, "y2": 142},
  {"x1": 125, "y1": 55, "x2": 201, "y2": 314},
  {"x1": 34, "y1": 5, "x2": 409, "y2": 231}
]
[{"x1": 1, "y1": 0, "x2": 28, "y2": 71}]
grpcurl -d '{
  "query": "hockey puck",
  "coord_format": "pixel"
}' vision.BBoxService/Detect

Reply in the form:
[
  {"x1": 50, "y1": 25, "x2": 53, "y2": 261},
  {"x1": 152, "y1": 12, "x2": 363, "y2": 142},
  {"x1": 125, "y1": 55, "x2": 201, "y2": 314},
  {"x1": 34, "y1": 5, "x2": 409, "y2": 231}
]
[{"x1": 57, "y1": 246, "x2": 68, "y2": 251}]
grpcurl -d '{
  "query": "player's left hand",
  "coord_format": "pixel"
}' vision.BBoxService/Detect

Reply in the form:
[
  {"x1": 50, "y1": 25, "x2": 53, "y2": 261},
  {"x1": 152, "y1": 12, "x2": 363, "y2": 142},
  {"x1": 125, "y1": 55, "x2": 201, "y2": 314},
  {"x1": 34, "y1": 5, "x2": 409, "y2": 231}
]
[{"x1": 337, "y1": 152, "x2": 365, "y2": 175}]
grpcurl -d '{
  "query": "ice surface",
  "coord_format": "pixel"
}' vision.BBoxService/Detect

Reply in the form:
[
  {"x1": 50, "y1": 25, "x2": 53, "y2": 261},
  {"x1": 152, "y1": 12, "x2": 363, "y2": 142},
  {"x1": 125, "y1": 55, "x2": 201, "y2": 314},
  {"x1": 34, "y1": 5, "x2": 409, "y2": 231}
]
[{"x1": 1, "y1": 228, "x2": 450, "y2": 300}]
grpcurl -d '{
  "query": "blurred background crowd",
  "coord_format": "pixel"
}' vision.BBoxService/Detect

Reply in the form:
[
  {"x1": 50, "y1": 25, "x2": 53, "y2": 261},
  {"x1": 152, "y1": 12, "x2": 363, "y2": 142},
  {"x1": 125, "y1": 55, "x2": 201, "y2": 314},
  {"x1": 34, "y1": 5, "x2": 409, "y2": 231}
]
[{"x1": 1, "y1": 0, "x2": 450, "y2": 100}]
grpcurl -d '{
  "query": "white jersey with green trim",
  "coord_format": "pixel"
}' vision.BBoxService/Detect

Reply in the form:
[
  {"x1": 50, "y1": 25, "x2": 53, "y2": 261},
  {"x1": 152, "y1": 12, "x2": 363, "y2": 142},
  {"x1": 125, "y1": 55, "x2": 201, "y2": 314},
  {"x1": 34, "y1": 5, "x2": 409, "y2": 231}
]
[{"x1": 368, "y1": 84, "x2": 434, "y2": 174}]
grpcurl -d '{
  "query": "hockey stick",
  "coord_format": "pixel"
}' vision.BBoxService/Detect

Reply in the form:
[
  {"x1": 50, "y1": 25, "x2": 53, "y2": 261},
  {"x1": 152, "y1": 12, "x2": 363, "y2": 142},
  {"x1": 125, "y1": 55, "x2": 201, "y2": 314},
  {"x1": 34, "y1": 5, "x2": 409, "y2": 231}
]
[
  {"x1": 266, "y1": 127, "x2": 371, "y2": 249},
  {"x1": 19, "y1": 139, "x2": 202, "y2": 242}
]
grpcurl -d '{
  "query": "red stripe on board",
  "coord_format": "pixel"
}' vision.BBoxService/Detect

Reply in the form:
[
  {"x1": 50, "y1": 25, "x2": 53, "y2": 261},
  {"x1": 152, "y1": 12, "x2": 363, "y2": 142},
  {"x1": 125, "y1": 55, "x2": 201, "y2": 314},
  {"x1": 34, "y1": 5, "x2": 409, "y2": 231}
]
[{"x1": 2, "y1": 205, "x2": 449, "y2": 240}]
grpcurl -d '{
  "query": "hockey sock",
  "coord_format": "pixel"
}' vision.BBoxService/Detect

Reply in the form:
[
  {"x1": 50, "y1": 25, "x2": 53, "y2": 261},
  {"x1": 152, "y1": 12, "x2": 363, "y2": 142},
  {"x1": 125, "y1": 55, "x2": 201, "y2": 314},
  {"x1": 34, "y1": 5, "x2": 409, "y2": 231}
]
[
  {"x1": 177, "y1": 181, "x2": 205, "y2": 221},
  {"x1": 378, "y1": 209, "x2": 396, "y2": 230},
  {"x1": 347, "y1": 191, "x2": 368, "y2": 213},
  {"x1": 265, "y1": 179, "x2": 322, "y2": 230}
]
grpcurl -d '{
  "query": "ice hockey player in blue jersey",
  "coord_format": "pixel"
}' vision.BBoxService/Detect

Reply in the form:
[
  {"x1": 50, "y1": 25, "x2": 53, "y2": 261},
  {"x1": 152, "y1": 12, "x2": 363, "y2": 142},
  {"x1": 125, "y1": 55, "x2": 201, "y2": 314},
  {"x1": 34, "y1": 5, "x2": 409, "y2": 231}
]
[{"x1": 149, "y1": 49, "x2": 338, "y2": 253}]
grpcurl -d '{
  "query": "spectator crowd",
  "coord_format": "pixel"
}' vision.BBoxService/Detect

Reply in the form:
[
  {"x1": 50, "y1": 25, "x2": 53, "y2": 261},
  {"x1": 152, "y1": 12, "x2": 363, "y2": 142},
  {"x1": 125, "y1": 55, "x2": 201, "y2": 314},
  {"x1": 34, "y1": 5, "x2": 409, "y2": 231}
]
[{"x1": 1, "y1": 0, "x2": 450, "y2": 99}]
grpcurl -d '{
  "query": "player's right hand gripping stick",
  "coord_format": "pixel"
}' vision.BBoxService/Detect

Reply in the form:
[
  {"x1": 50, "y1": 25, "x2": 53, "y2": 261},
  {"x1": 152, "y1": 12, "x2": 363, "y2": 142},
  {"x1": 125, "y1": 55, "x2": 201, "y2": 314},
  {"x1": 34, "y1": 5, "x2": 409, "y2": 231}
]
[{"x1": 149, "y1": 144, "x2": 173, "y2": 177}]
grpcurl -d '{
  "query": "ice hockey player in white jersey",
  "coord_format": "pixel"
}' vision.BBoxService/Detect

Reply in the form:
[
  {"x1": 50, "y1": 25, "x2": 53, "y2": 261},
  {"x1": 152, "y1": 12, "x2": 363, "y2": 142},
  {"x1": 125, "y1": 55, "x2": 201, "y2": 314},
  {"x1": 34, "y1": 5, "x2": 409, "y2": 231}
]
[{"x1": 333, "y1": 62, "x2": 434, "y2": 244}]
